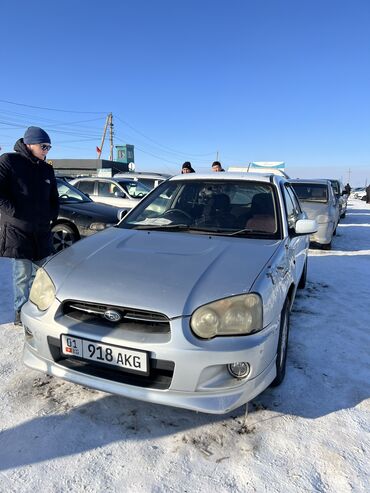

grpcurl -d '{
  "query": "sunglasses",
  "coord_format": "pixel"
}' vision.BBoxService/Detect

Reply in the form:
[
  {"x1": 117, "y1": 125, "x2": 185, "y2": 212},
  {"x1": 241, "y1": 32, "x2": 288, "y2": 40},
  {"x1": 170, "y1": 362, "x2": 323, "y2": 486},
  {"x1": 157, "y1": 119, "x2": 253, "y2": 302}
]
[{"x1": 39, "y1": 144, "x2": 52, "y2": 151}]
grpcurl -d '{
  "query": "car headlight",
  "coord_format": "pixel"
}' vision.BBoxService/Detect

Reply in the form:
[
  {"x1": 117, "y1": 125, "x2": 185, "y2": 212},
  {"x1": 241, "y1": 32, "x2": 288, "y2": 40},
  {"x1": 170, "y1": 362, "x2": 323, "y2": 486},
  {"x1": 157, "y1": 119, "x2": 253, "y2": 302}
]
[
  {"x1": 190, "y1": 294, "x2": 263, "y2": 339},
  {"x1": 89, "y1": 222, "x2": 115, "y2": 231},
  {"x1": 316, "y1": 214, "x2": 331, "y2": 224},
  {"x1": 29, "y1": 268, "x2": 56, "y2": 311}
]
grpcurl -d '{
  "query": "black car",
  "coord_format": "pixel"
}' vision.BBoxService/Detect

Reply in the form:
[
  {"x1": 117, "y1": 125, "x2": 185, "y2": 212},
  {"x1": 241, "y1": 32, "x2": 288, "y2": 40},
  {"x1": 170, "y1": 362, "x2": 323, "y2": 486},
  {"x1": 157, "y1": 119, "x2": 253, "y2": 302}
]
[{"x1": 53, "y1": 178, "x2": 125, "y2": 252}]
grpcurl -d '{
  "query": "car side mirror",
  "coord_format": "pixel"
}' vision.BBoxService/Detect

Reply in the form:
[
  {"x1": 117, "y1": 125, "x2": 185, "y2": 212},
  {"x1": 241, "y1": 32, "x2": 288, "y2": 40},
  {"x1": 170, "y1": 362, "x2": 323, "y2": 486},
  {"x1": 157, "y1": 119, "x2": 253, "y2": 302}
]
[{"x1": 293, "y1": 219, "x2": 318, "y2": 236}]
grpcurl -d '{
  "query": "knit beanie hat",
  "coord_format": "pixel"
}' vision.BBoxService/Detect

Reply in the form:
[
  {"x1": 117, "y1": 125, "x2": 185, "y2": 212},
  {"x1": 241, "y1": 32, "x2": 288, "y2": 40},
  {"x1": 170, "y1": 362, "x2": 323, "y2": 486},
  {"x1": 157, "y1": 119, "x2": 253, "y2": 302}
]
[
  {"x1": 182, "y1": 161, "x2": 192, "y2": 170},
  {"x1": 23, "y1": 126, "x2": 51, "y2": 144}
]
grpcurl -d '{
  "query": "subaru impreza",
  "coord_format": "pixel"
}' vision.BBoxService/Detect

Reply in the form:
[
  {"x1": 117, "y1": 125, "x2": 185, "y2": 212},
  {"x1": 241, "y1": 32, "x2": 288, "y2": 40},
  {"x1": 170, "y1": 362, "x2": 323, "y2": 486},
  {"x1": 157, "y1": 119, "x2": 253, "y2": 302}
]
[{"x1": 22, "y1": 173, "x2": 316, "y2": 414}]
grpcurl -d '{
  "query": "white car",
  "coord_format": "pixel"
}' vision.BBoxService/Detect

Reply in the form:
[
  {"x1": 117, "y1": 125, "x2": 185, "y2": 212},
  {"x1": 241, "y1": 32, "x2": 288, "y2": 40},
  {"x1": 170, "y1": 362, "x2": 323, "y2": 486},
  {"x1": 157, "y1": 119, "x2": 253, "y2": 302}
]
[
  {"x1": 350, "y1": 188, "x2": 366, "y2": 200},
  {"x1": 70, "y1": 177, "x2": 151, "y2": 209},
  {"x1": 22, "y1": 173, "x2": 317, "y2": 414},
  {"x1": 290, "y1": 179, "x2": 340, "y2": 250}
]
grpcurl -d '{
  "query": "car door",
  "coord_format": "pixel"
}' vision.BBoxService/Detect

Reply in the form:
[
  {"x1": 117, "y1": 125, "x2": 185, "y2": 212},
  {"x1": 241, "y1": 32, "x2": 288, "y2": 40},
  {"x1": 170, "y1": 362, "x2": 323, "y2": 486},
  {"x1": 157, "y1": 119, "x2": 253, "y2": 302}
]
[
  {"x1": 95, "y1": 181, "x2": 134, "y2": 208},
  {"x1": 282, "y1": 184, "x2": 308, "y2": 286},
  {"x1": 328, "y1": 185, "x2": 340, "y2": 234}
]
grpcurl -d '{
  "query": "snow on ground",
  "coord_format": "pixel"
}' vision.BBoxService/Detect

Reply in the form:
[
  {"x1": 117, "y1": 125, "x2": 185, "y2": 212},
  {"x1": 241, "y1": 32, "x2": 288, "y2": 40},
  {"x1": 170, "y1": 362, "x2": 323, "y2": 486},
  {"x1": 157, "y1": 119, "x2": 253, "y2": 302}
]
[{"x1": 0, "y1": 200, "x2": 369, "y2": 493}]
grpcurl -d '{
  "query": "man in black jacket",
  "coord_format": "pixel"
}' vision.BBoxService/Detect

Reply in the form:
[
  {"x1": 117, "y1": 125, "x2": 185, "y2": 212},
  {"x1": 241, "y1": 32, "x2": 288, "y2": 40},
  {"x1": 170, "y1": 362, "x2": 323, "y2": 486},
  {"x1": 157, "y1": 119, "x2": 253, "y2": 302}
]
[{"x1": 0, "y1": 126, "x2": 59, "y2": 325}]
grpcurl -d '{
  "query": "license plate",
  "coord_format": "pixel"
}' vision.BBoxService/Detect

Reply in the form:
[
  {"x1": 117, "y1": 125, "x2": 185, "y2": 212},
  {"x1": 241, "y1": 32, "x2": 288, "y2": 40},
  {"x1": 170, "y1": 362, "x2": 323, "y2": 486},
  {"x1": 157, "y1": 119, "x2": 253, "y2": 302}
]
[{"x1": 60, "y1": 335, "x2": 149, "y2": 375}]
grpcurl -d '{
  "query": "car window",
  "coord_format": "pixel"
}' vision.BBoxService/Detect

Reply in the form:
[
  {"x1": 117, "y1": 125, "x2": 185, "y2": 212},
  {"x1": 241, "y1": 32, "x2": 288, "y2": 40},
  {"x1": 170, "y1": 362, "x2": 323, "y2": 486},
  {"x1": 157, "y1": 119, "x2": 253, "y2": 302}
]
[
  {"x1": 140, "y1": 179, "x2": 155, "y2": 190},
  {"x1": 120, "y1": 179, "x2": 281, "y2": 238},
  {"x1": 98, "y1": 181, "x2": 124, "y2": 198},
  {"x1": 330, "y1": 180, "x2": 340, "y2": 196},
  {"x1": 76, "y1": 180, "x2": 95, "y2": 195},
  {"x1": 282, "y1": 186, "x2": 300, "y2": 229},
  {"x1": 57, "y1": 180, "x2": 91, "y2": 203},
  {"x1": 117, "y1": 180, "x2": 150, "y2": 199},
  {"x1": 291, "y1": 183, "x2": 328, "y2": 203}
]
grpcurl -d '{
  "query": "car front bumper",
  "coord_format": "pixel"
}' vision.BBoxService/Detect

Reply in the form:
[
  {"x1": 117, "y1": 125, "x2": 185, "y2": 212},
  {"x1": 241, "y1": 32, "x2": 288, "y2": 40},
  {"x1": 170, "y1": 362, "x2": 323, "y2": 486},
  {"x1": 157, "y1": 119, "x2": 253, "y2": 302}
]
[{"x1": 21, "y1": 300, "x2": 280, "y2": 414}]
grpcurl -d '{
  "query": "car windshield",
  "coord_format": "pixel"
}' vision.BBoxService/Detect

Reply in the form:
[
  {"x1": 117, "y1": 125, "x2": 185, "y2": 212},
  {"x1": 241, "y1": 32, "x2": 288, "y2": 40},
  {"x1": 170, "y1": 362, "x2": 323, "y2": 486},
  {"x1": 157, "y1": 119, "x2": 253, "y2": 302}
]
[
  {"x1": 291, "y1": 183, "x2": 329, "y2": 203},
  {"x1": 57, "y1": 179, "x2": 91, "y2": 203},
  {"x1": 119, "y1": 179, "x2": 280, "y2": 238},
  {"x1": 117, "y1": 180, "x2": 151, "y2": 199}
]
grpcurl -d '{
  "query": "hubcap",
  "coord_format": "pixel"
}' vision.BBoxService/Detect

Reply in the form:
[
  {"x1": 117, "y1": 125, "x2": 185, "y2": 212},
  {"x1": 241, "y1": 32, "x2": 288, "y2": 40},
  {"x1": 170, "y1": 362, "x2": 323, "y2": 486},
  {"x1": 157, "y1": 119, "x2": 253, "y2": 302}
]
[{"x1": 53, "y1": 230, "x2": 74, "y2": 252}]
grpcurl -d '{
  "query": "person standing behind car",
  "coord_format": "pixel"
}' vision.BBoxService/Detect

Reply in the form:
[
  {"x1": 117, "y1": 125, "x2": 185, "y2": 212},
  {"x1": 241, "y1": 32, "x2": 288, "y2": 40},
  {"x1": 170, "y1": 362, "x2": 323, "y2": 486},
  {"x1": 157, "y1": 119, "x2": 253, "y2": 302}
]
[
  {"x1": 181, "y1": 161, "x2": 195, "y2": 173},
  {"x1": 211, "y1": 161, "x2": 225, "y2": 172},
  {"x1": 0, "y1": 127, "x2": 59, "y2": 325}
]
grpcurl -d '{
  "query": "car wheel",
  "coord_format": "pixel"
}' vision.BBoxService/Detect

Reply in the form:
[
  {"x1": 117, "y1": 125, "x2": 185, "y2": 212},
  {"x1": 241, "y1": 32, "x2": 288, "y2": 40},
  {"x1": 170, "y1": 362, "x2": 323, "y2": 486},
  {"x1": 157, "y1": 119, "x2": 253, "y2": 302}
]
[
  {"x1": 270, "y1": 301, "x2": 290, "y2": 387},
  {"x1": 321, "y1": 242, "x2": 332, "y2": 250},
  {"x1": 298, "y1": 259, "x2": 307, "y2": 289},
  {"x1": 52, "y1": 223, "x2": 78, "y2": 252}
]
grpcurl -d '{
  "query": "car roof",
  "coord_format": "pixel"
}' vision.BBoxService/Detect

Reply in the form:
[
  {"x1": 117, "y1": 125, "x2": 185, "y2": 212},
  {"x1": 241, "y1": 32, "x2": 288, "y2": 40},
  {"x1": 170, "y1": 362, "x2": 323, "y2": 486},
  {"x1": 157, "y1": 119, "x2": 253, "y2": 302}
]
[
  {"x1": 169, "y1": 172, "x2": 285, "y2": 185},
  {"x1": 289, "y1": 178, "x2": 331, "y2": 185},
  {"x1": 114, "y1": 172, "x2": 171, "y2": 179},
  {"x1": 71, "y1": 177, "x2": 137, "y2": 183}
]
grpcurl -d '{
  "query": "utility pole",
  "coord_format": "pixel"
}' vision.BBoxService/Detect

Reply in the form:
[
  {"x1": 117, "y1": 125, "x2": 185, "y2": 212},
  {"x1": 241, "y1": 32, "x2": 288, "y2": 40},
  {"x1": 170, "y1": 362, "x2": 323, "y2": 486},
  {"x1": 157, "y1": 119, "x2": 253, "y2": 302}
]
[
  {"x1": 216, "y1": 151, "x2": 219, "y2": 161},
  {"x1": 109, "y1": 113, "x2": 114, "y2": 161},
  {"x1": 97, "y1": 114, "x2": 110, "y2": 159},
  {"x1": 348, "y1": 168, "x2": 351, "y2": 183}
]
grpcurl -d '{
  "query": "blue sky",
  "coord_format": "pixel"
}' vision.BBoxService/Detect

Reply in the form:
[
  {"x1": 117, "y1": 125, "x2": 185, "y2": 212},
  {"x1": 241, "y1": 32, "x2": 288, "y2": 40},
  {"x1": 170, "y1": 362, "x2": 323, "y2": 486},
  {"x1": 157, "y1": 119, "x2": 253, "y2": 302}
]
[{"x1": 1, "y1": 0, "x2": 369, "y2": 185}]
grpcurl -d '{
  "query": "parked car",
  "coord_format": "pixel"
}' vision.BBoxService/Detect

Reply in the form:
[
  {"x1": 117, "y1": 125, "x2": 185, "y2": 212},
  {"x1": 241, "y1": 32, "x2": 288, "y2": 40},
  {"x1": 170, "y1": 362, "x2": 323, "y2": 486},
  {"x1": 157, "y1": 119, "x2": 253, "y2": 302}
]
[
  {"x1": 70, "y1": 177, "x2": 151, "y2": 209},
  {"x1": 289, "y1": 179, "x2": 339, "y2": 250},
  {"x1": 329, "y1": 179, "x2": 347, "y2": 219},
  {"x1": 53, "y1": 178, "x2": 124, "y2": 252},
  {"x1": 350, "y1": 187, "x2": 366, "y2": 200},
  {"x1": 22, "y1": 173, "x2": 317, "y2": 414},
  {"x1": 113, "y1": 172, "x2": 171, "y2": 190}
]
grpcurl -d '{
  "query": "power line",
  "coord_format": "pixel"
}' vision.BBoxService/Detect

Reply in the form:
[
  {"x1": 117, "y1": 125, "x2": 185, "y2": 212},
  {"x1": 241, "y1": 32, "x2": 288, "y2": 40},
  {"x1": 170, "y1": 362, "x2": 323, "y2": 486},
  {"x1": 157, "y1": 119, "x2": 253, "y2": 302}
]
[
  {"x1": 115, "y1": 115, "x2": 216, "y2": 158},
  {"x1": 0, "y1": 99, "x2": 107, "y2": 114}
]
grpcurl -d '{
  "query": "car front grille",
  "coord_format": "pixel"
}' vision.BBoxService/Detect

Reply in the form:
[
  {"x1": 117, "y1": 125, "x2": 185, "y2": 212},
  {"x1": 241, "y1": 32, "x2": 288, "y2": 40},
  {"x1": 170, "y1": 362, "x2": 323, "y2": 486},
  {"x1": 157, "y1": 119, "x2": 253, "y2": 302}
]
[
  {"x1": 62, "y1": 300, "x2": 171, "y2": 334},
  {"x1": 47, "y1": 336, "x2": 174, "y2": 390}
]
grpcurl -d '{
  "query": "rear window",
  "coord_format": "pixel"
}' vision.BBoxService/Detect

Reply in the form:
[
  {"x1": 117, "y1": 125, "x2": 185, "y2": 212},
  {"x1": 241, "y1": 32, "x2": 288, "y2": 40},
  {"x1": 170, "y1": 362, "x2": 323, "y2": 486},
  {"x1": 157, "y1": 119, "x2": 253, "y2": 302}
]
[{"x1": 291, "y1": 183, "x2": 328, "y2": 203}]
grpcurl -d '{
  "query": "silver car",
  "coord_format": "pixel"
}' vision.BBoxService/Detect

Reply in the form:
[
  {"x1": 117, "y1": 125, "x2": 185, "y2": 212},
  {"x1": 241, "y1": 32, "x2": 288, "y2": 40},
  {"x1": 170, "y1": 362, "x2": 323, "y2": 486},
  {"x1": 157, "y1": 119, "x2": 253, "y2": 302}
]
[
  {"x1": 289, "y1": 179, "x2": 339, "y2": 250},
  {"x1": 70, "y1": 177, "x2": 150, "y2": 209},
  {"x1": 22, "y1": 173, "x2": 316, "y2": 414}
]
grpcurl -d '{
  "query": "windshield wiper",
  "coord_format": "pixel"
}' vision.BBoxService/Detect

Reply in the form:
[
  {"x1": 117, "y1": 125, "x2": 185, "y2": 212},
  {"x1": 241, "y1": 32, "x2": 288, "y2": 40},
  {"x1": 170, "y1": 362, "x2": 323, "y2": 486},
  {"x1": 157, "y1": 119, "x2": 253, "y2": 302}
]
[
  {"x1": 227, "y1": 228, "x2": 272, "y2": 236},
  {"x1": 130, "y1": 223, "x2": 191, "y2": 231}
]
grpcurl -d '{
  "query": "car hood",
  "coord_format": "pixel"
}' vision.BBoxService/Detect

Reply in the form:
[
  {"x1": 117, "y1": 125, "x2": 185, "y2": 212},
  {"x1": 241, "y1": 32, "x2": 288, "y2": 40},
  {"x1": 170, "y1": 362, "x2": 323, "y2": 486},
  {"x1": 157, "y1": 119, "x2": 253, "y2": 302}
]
[
  {"x1": 46, "y1": 228, "x2": 281, "y2": 318},
  {"x1": 59, "y1": 201, "x2": 122, "y2": 221},
  {"x1": 299, "y1": 201, "x2": 334, "y2": 220}
]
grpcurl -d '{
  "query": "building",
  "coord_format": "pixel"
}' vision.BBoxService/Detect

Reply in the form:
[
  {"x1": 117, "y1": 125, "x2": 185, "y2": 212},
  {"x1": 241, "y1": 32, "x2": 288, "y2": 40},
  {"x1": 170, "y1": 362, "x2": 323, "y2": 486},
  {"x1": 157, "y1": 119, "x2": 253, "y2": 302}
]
[{"x1": 49, "y1": 159, "x2": 129, "y2": 178}]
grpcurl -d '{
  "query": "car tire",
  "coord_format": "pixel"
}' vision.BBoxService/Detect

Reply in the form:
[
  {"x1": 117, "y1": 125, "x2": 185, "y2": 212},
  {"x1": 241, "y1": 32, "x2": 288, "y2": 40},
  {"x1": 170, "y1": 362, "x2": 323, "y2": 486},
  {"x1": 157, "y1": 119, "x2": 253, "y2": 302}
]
[
  {"x1": 52, "y1": 223, "x2": 78, "y2": 252},
  {"x1": 270, "y1": 300, "x2": 290, "y2": 387},
  {"x1": 298, "y1": 259, "x2": 307, "y2": 289},
  {"x1": 321, "y1": 242, "x2": 332, "y2": 250}
]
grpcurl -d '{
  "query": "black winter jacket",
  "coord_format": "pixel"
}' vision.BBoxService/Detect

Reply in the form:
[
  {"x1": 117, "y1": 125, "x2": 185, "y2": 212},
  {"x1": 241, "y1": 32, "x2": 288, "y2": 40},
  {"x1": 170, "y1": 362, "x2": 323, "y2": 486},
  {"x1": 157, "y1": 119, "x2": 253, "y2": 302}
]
[{"x1": 0, "y1": 139, "x2": 59, "y2": 260}]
